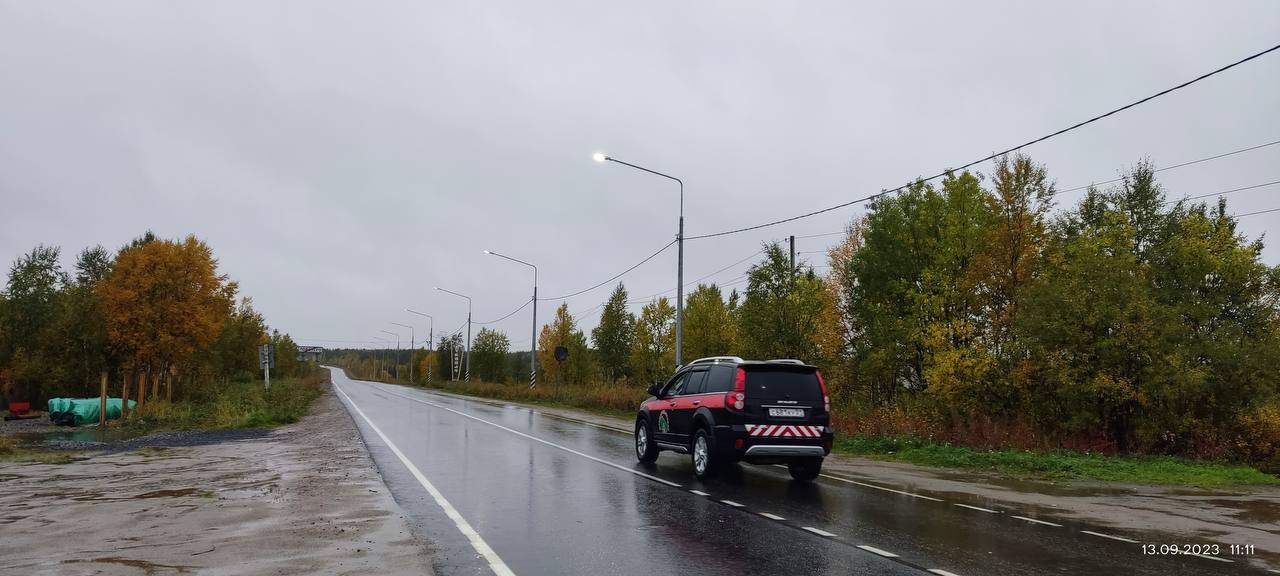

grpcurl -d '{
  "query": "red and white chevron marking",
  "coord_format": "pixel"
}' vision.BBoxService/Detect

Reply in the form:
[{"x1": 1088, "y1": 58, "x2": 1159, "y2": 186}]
[{"x1": 745, "y1": 424, "x2": 824, "y2": 438}]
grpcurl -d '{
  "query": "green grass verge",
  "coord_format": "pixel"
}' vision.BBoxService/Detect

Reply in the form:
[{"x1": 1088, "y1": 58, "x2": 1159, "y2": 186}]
[
  {"x1": 835, "y1": 434, "x2": 1279, "y2": 487},
  {"x1": 0, "y1": 436, "x2": 76, "y2": 464},
  {"x1": 121, "y1": 372, "x2": 326, "y2": 432}
]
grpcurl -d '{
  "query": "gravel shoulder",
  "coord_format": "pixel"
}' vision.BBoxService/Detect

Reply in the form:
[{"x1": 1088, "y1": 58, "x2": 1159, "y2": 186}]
[{"x1": 0, "y1": 387, "x2": 434, "y2": 575}]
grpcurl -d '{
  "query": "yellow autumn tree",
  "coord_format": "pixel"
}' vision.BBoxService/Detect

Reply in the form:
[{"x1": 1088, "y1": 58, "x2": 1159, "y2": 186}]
[{"x1": 98, "y1": 235, "x2": 235, "y2": 400}]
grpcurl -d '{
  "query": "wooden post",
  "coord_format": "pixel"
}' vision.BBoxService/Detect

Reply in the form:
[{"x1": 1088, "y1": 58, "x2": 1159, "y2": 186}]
[
  {"x1": 165, "y1": 366, "x2": 174, "y2": 403},
  {"x1": 150, "y1": 369, "x2": 160, "y2": 402},
  {"x1": 99, "y1": 372, "x2": 108, "y2": 427},
  {"x1": 136, "y1": 370, "x2": 146, "y2": 412},
  {"x1": 121, "y1": 368, "x2": 130, "y2": 419}
]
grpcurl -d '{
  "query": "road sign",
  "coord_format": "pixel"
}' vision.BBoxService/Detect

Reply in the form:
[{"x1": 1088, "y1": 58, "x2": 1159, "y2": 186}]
[
  {"x1": 258, "y1": 344, "x2": 276, "y2": 369},
  {"x1": 554, "y1": 346, "x2": 568, "y2": 363}
]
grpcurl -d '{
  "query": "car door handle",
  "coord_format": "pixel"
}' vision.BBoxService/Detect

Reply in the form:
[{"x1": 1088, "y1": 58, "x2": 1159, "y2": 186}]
[
  {"x1": 668, "y1": 401, "x2": 677, "y2": 406},
  {"x1": 692, "y1": 400, "x2": 701, "y2": 406}
]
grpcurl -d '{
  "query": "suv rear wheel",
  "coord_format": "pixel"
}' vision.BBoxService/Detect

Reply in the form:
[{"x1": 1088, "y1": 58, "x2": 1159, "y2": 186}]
[
  {"x1": 635, "y1": 419, "x2": 659, "y2": 463},
  {"x1": 692, "y1": 428, "x2": 717, "y2": 479},
  {"x1": 788, "y1": 457, "x2": 823, "y2": 481}
]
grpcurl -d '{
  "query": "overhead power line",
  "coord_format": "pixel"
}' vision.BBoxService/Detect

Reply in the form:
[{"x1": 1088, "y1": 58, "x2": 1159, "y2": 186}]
[
  {"x1": 1057, "y1": 139, "x2": 1280, "y2": 196},
  {"x1": 686, "y1": 43, "x2": 1280, "y2": 241},
  {"x1": 538, "y1": 239, "x2": 677, "y2": 301},
  {"x1": 1236, "y1": 206, "x2": 1280, "y2": 218},
  {"x1": 1175, "y1": 180, "x2": 1280, "y2": 204},
  {"x1": 474, "y1": 298, "x2": 533, "y2": 325}
]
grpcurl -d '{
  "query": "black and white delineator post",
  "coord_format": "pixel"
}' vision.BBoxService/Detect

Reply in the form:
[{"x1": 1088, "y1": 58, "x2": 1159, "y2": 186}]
[{"x1": 259, "y1": 344, "x2": 274, "y2": 390}]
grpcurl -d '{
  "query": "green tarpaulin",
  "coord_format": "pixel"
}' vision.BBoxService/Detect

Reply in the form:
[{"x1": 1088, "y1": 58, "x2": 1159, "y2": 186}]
[{"x1": 47, "y1": 397, "x2": 137, "y2": 426}]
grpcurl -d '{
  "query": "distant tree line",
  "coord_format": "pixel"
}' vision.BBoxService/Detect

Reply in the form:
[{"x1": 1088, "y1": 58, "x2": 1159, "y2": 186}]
[{"x1": 0, "y1": 232, "x2": 311, "y2": 408}]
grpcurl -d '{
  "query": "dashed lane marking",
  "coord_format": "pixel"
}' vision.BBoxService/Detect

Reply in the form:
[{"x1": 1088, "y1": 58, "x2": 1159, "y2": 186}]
[
  {"x1": 759, "y1": 512, "x2": 786, "y2": 521},
  {"x1": 334, "y1": 383, "x2": 516, "y2": 576},
  {"x1": 689, "y1": 490, "x2": 710, "y2": 496},
  {"x1": 371, "y1": 385, "x2": 682, "y2": 489},
  {"x1": 857, "y1": 545, "x2": 899, "y2": 558},
  {"x1": 953, "y1": 503, "x2": 999, "y2": 513},
  {"x1": 1011, "y1": 515, "x2": 1062, "y2": 527},
  {"x1": 1080, "y1": 530, "x2": 1138, "y2": 543},
  {"x1": 802, "y1": 526, "x2": 837, "y2": 537},
  {"x1": 722, "y1": 499, "x2": 745, "y2": 507},
  {"x1": 928, "y1": 569, "x2": 963, "y2": 576}
]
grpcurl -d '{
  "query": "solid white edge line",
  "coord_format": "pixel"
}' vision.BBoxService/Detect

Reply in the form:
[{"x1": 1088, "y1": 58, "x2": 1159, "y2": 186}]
[
  {"x1": 857, "y1": 545, "x2": 899, "y2": 558},
  {"x1": 689, "y1": 490, "x2": 710, "y2": 496},
  {"x1": 1079, "y1": 530, "x2": 1139, "y2": 543},
  {"x1": 373, "y1": 384, "x2": 682, "y2": 489},
  {"x1": 1011, "y1": 515, "x2": 1062, "y2": 527},
  {"x1": 927, "y1": 569, "x2": 962, "y2": 576},
  {"x1": 333, "y1": 382, "x2": 516, "y2": 576},
  {"x1": 1192, "y1": 553, "x2": 1233, "y2": 563},
  {"x1": 809, "y1": 470, "x2": 944, "y2": 502},
  {"x1": 721, "y1": 499, "x2": 745, "y2": 507},
  {"x1": 802, "y1": 526, "x2": 837, "y2": 537},
  {"x1": 759, "y1": 512, "x2": 786, "y2": 521},
  {"x1": 953, "y1": 503, "x2": 999, "y2": 513}
]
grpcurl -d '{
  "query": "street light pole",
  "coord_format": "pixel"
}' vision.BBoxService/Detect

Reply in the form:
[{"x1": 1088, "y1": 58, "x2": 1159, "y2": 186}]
[
  {"x1": 593, "y1": 152, "x2": 685, "y2": 367},
  {"x1": 436, "y1": 287, "x2": 472, "y2": 381},
  {"x1": 379, "y1": 329, "x2": 400, "y2": 380},
  {"x1": 485, "y1": 250, "x2": 538, "y2": 388},
  {"x1": 372, "y1": 336, "x2": 391, "y2": 378},
  {"x1": 391, "y1": 322, "x2": 414, "y2": 383},
  {"x1": 406, "y1": 309, "x2": 433, "y2": 385}
]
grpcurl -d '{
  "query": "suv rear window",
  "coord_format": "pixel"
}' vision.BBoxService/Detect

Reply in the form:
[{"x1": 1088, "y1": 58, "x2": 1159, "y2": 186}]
[{"x1": 744, "y1": 367, "x2": 821, "y2": 401}]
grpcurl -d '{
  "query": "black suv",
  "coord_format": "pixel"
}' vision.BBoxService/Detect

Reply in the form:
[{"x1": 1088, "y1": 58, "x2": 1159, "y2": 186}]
[{"x1": 633, "y1": 356, "x2": 833, "y2": 481}]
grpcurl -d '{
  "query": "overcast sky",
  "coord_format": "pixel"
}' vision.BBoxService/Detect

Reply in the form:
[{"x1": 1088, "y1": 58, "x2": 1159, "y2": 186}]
[{"x1": 2, "y1": 1, "x2": 1278, "y2": 351}]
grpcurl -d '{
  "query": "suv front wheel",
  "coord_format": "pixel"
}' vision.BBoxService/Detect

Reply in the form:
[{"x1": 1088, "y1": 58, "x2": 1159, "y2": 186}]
[
  {"x1": 635, "y1": 419, "x2": 659, "y2": 463},
  {"x1": 692, "y1": 428, "x2": 717, "y2": 479}
]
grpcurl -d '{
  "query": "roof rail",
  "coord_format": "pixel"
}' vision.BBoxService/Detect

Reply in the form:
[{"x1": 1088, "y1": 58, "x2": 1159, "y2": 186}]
[
  {"x1": 766, "y1": 359, "x2": 806, "y2": 365},
  {"x1": 688, "y1": 356, "x2": 744, "y2": 365}
]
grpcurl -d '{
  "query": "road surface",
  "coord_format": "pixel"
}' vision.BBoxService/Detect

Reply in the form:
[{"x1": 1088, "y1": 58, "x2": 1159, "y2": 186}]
[{"x1": 329, "y1": 368, "x2": 1252, "y2": 576}]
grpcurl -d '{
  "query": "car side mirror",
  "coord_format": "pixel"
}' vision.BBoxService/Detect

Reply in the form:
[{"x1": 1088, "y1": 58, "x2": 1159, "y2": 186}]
[{"x1": 647, "y1": 382, "x2": 662, "y2": 398}]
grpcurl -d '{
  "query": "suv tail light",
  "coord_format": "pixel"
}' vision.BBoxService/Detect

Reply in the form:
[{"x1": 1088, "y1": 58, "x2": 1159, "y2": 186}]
[
  {"x1": 725, "y1": 367, "x2": 746, "y2": 412},
  {"x1": 816, "y1": 370, "x2": 830, "y2": 414}
]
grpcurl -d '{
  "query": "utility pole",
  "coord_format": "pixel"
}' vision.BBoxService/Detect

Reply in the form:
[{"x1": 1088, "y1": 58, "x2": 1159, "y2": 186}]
[
  {"x1": 379, "y1": 329, "x2": 400, "y2": 380},
  {"x1": 392, "y1": 322, "x2": 414, "y2": 383},
  {"x1": 484, "y1": 250, "x2": 538, "y2": 388},
  {"x1": 436, "y1": 287, "x2": 473, "y2": 382},
  {"x1": 407, "y1": 310, "x2": 433, "y2": 385},
  {"x1": 790, "y1": 235, "x2": 796, "y2": 270}
]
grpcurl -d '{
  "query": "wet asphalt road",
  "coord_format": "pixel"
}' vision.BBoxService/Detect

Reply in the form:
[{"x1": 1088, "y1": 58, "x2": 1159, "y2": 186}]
[{"x1": 329, "y1": 368, "x2": 1254, "y2": 576}]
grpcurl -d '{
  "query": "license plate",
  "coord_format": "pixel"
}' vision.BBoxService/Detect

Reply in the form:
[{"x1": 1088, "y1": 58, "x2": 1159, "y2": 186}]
[{"x1": 768, "y1": 408, "x2": 805, "y2": 418}]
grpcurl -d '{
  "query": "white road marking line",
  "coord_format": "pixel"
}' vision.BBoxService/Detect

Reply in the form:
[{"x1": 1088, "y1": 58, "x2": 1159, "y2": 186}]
[
  {"x1": 721, "y1": 499, "x2": 745, "y2": 507},
  {"x1": 802, "y1": 526, "x2": 837, "y2": 537},
  {"x1": 927, "y1": 569, "x2": 962, "y2": 576},
  {"x1": 824, "y1": 474, "x2": 945, "y2": 502},
  {"x1": 689, "y1": 490, "x2": 710, "y2": 496},
  {"x1": 759, "y1": 512, "x2": 786, "y2": 521},
  {"x1": 334, "y1": 383, "x2": 516, "y2": 576},
  {"x1": 1265, "y1": 568, "x2": 1280, "y2": 573},
  {"x1": 953, "y1": 503, "x2": 999, "y2": 513},
  {"x1": 857, "y1": 545, "x2": 899, "y2": 558},
  {"x1": 1192, "y1": 554, "x2": 1233, "y2": 563},
  {"x1": 371, "y1": 384, "x2": 683, "y2": 488},
  {"x1": 1011, "y1": 515, "x2": 1062, "y2": 527},
  {"x1": 1079, "y1": 530, "x2": 1138, "y2": 543}
]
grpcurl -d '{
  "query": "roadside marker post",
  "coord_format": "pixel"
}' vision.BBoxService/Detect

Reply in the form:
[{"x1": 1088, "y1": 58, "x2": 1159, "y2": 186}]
[{"x1": 99, "y1": 372, "x2": 108, "y2": 428}]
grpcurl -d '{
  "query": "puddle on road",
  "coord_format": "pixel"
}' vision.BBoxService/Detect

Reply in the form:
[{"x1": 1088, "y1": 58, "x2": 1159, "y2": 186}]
[
  {"x1": 1205, "y1": 498, "x2": 1280, "y2": 526},
  {"x1": 62, "y1": 556, "x2": 194, "y2": 574},
  {"x1": 9, "y1": 427, "x2": 148, "y2": 445}
]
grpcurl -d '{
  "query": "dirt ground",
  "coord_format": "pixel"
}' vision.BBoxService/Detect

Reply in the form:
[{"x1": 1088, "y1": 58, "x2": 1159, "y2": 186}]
[
  {"x1": 0, "y1": 389, "x2": 435, "y2": 575},
  {"x1": 427, "y1": 387, "x2": 1280, "y2": 568}
]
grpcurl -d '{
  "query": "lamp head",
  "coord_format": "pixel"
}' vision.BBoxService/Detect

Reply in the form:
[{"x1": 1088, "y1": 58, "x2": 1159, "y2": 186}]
[{"x1": 592, "y1": 152, "x2": 607, "y2": 163}]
